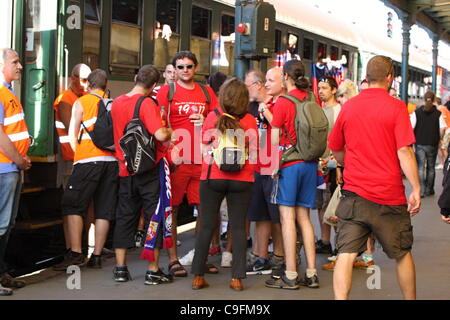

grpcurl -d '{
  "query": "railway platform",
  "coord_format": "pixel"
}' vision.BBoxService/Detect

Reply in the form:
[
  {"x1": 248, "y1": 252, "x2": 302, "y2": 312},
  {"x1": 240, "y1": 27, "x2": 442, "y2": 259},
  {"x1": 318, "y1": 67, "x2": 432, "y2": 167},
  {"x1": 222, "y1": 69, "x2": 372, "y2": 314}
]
[{"x1": 4, "y1": 171, "x2": 450, "y2": 302}]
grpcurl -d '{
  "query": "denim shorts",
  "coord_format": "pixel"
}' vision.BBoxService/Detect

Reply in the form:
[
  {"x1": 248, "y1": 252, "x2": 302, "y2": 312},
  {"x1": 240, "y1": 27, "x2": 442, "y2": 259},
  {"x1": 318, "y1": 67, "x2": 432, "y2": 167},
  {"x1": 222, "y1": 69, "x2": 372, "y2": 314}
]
[{"x1": 271, "y1": 162, "x2": 317, "y2": 208}]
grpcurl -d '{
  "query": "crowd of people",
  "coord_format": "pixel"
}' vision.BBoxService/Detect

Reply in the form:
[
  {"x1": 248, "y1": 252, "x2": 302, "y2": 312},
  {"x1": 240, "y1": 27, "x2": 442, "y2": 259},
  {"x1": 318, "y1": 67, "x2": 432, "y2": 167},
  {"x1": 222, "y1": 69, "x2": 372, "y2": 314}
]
[{"x1": 1, "y1": 46, "x2": 450, "y2": 299}]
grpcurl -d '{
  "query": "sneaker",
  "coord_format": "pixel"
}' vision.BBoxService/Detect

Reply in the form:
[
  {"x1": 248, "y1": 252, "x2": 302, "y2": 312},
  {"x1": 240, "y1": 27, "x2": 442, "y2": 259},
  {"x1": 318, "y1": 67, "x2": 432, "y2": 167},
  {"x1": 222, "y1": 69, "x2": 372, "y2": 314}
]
[
  {"x1": 135, "y1": 230, "x2": 146, "y2": 248},
  {"x1": 113, "y1": 266, "x2": 132, "y2": 282},
  {"x1": 327, "y1": 255, "x2": 337, "y2": 262},
  {"x1": 247, "y1": 237, "x2": 253, "y2": 248},
  {"x1": 177, "y1": 240, "x2": 182, "y2": 247},
  {"x1": 265, "y1": 274, "x2": 299, "y2": 290},
  {"x1": 299, "y1": 274, "x2": 320, "y2": 288},
  {"x1": 246, "y1": 258, "x2": 272, "y2": 275},
  {"x1": 436, "y1": 164, "x2": 444, "y2": 170},
  {"x1": 221, "y1": 251, "x2": 232, "y2": 268},
  {"x1": 353, "y1": 259, "x2": 375, "y2": 269},
  {"x1": 179, "y1": 249, "x2": 195, "y2": 266},
  {"x1": 208, "y1": 246, "x2": 221, "y2": 256},
  {"x1": 145, "y1": 269, "x2": 173, "y2": 285},
  {"x1": 0, "y1": 285, "x2": 13, "y2": 296},
  {"x1": 247, "y1": 251, "x2": 259, "y2": 265},
  {"x1": 271, "y1": 263, "x2": 286, "y2": 279},
  {"x1": 53, "y1": 252, "x2": 87, "y2": 271},
  {"x1": 87, "y1": 254, "x2": 102, "y2": 269},
  {"x1": 315, "y1": 240, "x2": 333, "y2": 254},
  {"x1": 0, "y1": 273, "x2": 26, "y2": 289}
]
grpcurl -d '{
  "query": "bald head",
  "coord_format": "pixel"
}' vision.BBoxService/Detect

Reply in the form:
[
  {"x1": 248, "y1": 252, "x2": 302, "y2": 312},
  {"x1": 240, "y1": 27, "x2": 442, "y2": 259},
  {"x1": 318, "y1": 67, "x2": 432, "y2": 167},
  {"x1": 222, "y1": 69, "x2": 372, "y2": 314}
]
[
  {"x1": 70, "y1": 64, "x2": 91, "y2": 95},
  {"x1": 71, "y1": 63, "x2": 91, "y2": 79},
  {"x1": 366, "y1": 55, "x2": 394, "y2": 85},
  {"x1": 265, "y1": 67, "x2": 284, "y2": 98}
]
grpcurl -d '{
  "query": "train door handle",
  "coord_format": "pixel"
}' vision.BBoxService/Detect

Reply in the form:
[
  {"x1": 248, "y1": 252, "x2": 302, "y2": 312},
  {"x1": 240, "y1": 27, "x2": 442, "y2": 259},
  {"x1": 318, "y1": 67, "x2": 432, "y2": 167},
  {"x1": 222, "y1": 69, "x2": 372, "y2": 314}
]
[{"x1": 32, "y1": 80, "x2": 46, "y2": 90}]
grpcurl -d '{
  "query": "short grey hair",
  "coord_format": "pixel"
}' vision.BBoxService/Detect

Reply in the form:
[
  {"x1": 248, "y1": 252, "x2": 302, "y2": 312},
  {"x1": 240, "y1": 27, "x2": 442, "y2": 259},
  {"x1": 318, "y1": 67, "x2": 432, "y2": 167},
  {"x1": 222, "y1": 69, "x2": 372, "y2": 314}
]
[
  {"x1": 246, "y1": 69, "x2": 266, "y2": 84},
  {"x1": 0, "y1": 48, "x2": 14, "y2": 65}
]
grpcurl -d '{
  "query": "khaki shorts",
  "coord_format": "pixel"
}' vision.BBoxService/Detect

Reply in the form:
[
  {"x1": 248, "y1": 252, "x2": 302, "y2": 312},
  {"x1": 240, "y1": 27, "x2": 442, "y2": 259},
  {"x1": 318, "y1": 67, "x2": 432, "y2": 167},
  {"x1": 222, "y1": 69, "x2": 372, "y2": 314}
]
[
  {"x1": 442, "y1": 131, "x2": 450, "y2": 151},
  {"x1": 335, "y1": 190, "x2": 413, "y2": 259}
]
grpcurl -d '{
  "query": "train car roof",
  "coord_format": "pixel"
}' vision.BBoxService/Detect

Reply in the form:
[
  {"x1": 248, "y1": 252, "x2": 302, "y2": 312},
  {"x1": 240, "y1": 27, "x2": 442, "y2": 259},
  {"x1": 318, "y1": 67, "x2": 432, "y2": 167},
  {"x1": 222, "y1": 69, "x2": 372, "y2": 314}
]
[{"x1": 219, "y1": 0, "x2": 450, "y2": 72}]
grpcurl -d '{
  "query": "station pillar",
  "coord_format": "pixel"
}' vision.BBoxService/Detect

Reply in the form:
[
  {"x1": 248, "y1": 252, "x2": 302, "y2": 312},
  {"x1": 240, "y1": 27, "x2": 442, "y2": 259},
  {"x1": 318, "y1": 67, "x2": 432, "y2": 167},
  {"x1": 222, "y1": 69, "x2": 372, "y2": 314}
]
[
  {"x1": 401, "y1": 14, "x2": 412, "y2": 104},
  {"x1": 432, "y1": 34, "x2": 439, "y2": 94}
]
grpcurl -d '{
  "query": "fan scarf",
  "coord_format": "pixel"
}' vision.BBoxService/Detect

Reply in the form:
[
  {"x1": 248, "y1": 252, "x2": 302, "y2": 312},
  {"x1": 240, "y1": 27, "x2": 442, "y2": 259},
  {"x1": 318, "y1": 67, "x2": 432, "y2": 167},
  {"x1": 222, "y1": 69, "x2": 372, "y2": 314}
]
[{"x1": 141, "y1": 158, "x2": 173, "y2": 261}]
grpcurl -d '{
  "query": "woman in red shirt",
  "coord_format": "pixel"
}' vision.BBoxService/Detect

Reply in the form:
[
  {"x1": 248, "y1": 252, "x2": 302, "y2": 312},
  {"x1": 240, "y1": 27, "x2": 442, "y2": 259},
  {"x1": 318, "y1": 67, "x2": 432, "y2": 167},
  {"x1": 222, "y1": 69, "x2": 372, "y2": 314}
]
[{"x1": 191, "y1": 78, "x2": 257, "y2": 291}]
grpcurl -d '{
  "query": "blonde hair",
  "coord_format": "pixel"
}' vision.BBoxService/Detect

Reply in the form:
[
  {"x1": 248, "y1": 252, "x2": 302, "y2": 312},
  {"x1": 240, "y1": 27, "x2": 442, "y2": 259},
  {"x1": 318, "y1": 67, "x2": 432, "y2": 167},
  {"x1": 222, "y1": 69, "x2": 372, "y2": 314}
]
[{"x1": 336, "y1": 79, "x2": 358, "y2": 99}]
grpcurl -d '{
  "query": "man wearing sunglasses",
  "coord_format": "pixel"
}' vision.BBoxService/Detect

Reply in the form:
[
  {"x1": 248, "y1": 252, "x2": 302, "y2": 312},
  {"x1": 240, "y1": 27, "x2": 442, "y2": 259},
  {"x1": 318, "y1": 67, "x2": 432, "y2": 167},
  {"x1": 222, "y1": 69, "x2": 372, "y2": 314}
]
[{"x1": 157, "y1": 51, "x2": 219, "y2": 277}]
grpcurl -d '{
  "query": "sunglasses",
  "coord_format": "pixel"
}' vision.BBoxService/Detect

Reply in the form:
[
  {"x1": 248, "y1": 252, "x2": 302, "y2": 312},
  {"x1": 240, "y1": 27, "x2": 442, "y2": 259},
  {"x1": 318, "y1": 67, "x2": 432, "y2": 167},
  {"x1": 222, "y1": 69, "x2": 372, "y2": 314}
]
[{"x1": 176, "y1": 64, "x2": 195, "y2": 70}]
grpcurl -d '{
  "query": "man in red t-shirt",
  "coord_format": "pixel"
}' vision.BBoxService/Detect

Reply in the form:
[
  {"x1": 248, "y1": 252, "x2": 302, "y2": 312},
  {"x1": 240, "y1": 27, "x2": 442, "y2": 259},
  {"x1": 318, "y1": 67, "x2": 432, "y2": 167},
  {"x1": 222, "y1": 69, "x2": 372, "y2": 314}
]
[
  {"x1": 156, "y1": 51, "x2": 219, "y2": 273},
  {"x1": 111, "y1": 65, "x2": 173, "y2": 285},
  {"x1": 328, "y1": 56, "x2": 421, "y2": 300}
]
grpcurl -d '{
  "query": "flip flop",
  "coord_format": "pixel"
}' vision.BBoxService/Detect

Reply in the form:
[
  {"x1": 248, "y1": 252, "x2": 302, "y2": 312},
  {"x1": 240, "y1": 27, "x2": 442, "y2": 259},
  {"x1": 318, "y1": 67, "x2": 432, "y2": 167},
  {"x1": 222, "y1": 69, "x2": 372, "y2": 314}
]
[{"x1": 168, "y1": 260, "x2": 188, "y2": 278}]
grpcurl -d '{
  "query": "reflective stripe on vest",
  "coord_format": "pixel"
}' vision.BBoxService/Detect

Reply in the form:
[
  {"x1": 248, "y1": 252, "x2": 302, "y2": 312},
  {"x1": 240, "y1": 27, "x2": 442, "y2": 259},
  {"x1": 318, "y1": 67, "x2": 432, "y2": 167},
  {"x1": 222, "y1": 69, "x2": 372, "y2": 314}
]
[{"x1": 0, "y1": 86, "x2": 30, "y2": 163}]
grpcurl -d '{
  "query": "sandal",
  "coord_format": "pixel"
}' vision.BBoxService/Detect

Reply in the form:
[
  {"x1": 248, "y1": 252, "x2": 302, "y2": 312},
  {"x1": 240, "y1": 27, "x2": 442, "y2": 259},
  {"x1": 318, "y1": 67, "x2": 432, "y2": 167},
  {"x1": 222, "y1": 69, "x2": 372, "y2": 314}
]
[
  {"x1": 205, "y1": 263, "x2": 219, "y2": 274},
  {"x1": 168, "y1": 260, "x2": 188, "y2": 278}
]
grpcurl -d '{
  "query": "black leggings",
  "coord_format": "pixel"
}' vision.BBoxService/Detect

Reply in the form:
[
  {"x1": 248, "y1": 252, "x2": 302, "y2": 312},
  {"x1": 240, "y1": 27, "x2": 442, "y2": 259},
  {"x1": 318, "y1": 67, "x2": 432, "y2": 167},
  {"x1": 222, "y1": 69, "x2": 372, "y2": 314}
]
[{"x1": 191, "y1": 180, "x2": 253, "y2": 279}]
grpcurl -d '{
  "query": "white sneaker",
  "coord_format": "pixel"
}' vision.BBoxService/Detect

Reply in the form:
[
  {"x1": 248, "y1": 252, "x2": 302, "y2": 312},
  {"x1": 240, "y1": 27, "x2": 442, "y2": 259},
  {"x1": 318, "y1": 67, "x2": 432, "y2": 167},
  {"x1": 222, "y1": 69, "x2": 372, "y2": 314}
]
[
  {"x1": 327, "y1": 255, "x2": 337, "y2": 262},
  {"x1": 179, "y1": 249, "x2": 195, "y2": 266},
  {"x1": 221, "y1": 251, "x2": 232, "y2": 268},
  {"x1": 436, "y1": 164, "x2": 444, "y2": 170}
]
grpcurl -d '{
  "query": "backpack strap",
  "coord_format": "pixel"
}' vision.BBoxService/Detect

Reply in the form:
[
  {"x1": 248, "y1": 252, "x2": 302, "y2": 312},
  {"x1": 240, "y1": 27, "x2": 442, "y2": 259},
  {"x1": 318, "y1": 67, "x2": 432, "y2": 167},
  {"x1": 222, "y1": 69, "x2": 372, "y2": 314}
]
[
  {"x1": 133, "y1": 96, "x2": 150, "y2": 120},
  {"x1": 279, "y1": 94, "x2": 303, "y2": 148},
  {"x1": 198, "y1": 83, "x2": 211, "y2": 106},
  {"x1": 78, "y1": 93, "x2": 106, "y2": 144},
  {"x1": 167, "y1": 82, "x2": 176, "y2": 128}
]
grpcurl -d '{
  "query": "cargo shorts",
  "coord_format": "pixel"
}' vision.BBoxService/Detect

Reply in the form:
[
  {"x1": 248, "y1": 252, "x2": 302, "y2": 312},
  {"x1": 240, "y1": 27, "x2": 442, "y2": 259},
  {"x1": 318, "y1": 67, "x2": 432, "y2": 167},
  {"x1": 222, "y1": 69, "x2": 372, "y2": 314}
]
[{"x1": 335, "y1": 190, "x2": 413, "y2": 259}]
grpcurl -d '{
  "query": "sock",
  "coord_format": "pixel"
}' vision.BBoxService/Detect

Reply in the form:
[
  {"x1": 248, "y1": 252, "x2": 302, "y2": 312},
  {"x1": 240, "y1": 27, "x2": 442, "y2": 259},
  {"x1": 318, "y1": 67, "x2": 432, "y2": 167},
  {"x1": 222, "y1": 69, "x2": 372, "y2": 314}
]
[
  {"x1": 362, "y1": 254, "x2": 373, "y2": 263},
  {"x1": 306, "y1": 268, "x2": 317, "y2": 278},
  {"x1": 285, "y1": 270, "x2": 298, "y2": 280},
  {"x1": 115, "y1": 265, "x2": 127, "y2": 270}
]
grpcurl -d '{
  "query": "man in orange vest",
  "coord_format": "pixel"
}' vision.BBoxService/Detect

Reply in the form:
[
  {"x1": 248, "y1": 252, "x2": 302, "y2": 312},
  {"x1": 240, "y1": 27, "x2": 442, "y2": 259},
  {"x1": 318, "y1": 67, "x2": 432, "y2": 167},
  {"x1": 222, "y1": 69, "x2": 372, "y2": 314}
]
[
  {"x1": 57, "y1": 69, "x2": 118, "y2": 270},
  {"x1": 53, "y1": 64, "x2": 91, "y2": 257},
  {"x1": 0, "y1": 48, "x2": 32, "y2": 296}
]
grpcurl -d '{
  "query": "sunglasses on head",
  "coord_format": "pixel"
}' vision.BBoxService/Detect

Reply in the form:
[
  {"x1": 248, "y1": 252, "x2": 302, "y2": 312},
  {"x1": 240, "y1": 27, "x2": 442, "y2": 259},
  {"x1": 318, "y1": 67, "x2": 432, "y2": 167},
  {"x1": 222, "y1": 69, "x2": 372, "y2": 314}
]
[{"x1": 176, "y1": 64, "x2": 195, "y2": 70}]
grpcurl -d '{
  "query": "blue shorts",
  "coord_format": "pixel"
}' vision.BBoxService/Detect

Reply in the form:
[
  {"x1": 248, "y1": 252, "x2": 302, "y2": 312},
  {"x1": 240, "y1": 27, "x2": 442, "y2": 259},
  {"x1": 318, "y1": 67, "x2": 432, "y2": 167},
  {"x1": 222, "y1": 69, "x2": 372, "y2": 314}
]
[{"x1": 271, "y1": 162, "x2": 317, "y2": 208}]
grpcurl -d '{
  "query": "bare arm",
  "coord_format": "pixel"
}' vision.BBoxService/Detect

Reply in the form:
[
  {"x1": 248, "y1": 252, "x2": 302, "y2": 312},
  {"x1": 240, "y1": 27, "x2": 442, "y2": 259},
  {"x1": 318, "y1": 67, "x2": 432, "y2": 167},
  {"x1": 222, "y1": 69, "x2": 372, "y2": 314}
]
[
  {"x1": 58, "y1": 101, "x2": 72, "y2": 130},
  {"x1": 332, "y1": 149, "x2": 345, "y2": 167},
  {"x1": 397, "y1": 146, "x2": 421, "y2": 216},
  {"x1": 68, "y1": 100, "x2": 83, "y2": 152},
  {"x1": 271, "y1": 127, "x2": 280, "y2": 147},
  {"x1": 0, "y1": 125, "x2": 28, "y2": 170}
]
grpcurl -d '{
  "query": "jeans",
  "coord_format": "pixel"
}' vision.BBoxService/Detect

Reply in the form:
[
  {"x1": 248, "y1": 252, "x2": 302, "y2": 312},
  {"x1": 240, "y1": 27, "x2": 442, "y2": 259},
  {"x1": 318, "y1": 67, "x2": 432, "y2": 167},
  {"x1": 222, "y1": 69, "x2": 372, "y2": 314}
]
[
  {"x1": 415, "y1": 145, "x2": 438, "y2": 196},
  {"x1": 0, "y1": 172, "x2": 22, "y2": 276},
  {"x1": 192, "y1": 180, "x2": 253, "y2": 279}
]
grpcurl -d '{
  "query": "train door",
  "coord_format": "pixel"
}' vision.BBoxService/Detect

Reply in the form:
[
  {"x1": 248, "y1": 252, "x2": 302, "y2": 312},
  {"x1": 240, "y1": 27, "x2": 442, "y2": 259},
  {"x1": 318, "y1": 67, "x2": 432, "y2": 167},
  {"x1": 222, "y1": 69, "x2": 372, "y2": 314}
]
[{"x1": 23, "y1": 0, "x2": 58, "y2": 159}]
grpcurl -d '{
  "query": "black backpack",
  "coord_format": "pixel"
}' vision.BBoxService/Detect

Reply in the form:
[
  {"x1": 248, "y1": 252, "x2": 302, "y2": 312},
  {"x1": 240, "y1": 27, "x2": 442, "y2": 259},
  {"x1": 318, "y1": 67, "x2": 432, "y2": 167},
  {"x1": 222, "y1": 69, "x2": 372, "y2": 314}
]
[
  {"x1": 119, "y1": 96, "x2": 157, "y2": 175},
  {"x1": 80, "y1": 93, "x2": 115, "y2": 152}
]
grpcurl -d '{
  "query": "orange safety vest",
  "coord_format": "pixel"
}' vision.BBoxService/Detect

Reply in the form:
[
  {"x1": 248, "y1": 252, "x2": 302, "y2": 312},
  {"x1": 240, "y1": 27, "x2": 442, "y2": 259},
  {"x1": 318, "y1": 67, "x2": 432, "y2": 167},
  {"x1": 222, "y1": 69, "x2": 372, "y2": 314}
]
[
  {"x1": 0, "y1": 85, "x2": 30, "y2": 163},
  {"x1": 54, "y1": 89, "x2": 79, "y2": 161},
  {"x1": 74, "y1": 90, "x2": 114, "y2": 163}
]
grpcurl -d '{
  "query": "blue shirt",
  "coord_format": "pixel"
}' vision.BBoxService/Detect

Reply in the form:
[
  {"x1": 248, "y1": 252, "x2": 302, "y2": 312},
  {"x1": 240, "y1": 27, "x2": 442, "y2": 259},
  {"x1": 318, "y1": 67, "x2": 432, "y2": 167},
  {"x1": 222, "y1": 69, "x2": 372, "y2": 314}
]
[{"x1": 0, "y1": 82, "x2": 20, "y2": 173}]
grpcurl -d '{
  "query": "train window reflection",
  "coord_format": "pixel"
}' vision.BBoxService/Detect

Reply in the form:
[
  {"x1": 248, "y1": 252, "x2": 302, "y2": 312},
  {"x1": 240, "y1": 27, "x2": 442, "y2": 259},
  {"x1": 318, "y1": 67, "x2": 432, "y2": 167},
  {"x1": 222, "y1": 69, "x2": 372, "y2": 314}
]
[
  {"x1": 110, "y1": 23, "x2": 141, "y2": 72},
  {"x1": 214, "y1": 14, "x2": 235, "y2": 75},
  {"x1": 85, "y1": 0, "x2": 101, "y2": 25},
  {"x1": 154, "y1": 0, "x2": 180, "y2": 69},
  {"x1": 83, "y1": 24, "x2": 100, "y2": 70},
  {"x1": 318, "y1": 42, "x2": 327, "y2": 62},
  {"x1": 112, "y1": 0, "x2": 141, "y2": 26},
  {"x1": 331, "y1": 45, "x2": 339, "y2": 61},
  {"x1": 191, "y1": 6, "x2": 211, "y2": 76}
]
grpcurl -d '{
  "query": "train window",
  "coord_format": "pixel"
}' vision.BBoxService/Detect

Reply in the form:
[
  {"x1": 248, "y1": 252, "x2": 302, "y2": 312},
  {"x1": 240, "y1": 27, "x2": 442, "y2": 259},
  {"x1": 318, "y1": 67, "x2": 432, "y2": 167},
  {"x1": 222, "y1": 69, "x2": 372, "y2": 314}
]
[
  {"x1": 192, "y1": 6, "x2": 211, "y2": 39},
  {"x1": 331, "y1": 46, "x2": 339, "y2": 61},
  {"x1": 221, "y1": 14, "x2": 234, "y2": 37},
  {"x1": 155, "y1": 0, "x2": 180, "y2": 69},
  {"x1": 191, "y1": 6, "x2": 212, "y2": 76},
  {"x1": 317, "y1": 42, "x2": 327, "y2": 62},
  {"x1": 275, "y1": 29, "x2": 282, "y2": 54},
  {"x1": 112, "y1": 0, "x2": 141, "y2": 25},
  {"x1": 83, "y1": 24, "x2": 101, "y2": 70},
  {"x1": 303, "y1": 38, "x2": 313, "y2": 60},
  {"x1": 110, "y1": 0, "x2": 142, "y2": 73},
  {"x1": 287, "y1": 34, "x2": 299, "y2": 55},
  {"x1": 85, "y1": 0, "x2": 101, "y2": 25},
  {"x1": 214, "y1": 14, "x2": 235, "y2": 75},
  {"x1": 268, "y1": 29, "x2": 282, "y2": 69},
  {"x1": 342, "y1": 49, "x2": 349, "y2": 67}
]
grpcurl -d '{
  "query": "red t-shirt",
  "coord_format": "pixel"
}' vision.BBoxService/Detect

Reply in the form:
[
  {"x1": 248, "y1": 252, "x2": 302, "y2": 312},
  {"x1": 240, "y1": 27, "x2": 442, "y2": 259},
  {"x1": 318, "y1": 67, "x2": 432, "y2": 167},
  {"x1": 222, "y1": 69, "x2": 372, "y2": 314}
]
[
  {"x1": 271, "y1": 89, "x2": 309, "y2": 168},
  {"x1": 200, "y1": 110, "x2": 257, "y2": 182},
  {"x1": 156, "y1": 82, "x2": 219, "y2": 164},
  {"x1": 328, "y1": 88, "x2": 416, "y2": 205},
  {"x1": 111, "y1": 94, "x2": 165, "y2": 178}
]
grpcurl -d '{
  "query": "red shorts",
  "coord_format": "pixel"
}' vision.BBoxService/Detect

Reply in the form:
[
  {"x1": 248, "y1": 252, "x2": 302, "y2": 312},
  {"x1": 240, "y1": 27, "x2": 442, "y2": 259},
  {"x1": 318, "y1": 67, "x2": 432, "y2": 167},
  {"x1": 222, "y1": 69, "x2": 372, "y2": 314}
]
[{"x1": 171, "y1": 164, "x2": 201, "y2": 206}]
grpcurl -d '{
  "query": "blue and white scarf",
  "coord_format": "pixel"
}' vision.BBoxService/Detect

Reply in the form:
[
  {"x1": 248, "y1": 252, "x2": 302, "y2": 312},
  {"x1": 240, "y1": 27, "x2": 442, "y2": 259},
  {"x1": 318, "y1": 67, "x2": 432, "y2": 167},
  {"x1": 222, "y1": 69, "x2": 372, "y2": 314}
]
[{"x1": 141, "y1": 158, "x2": 173, "y2": 261}]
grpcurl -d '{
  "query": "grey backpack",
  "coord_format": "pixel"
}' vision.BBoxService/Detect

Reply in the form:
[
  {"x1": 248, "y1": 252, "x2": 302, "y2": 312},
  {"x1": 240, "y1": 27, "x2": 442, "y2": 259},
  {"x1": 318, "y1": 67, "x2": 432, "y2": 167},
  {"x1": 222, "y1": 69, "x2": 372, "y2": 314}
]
[{"x1": 280, "y1": 92, "x2": 329, "y2": 164}]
